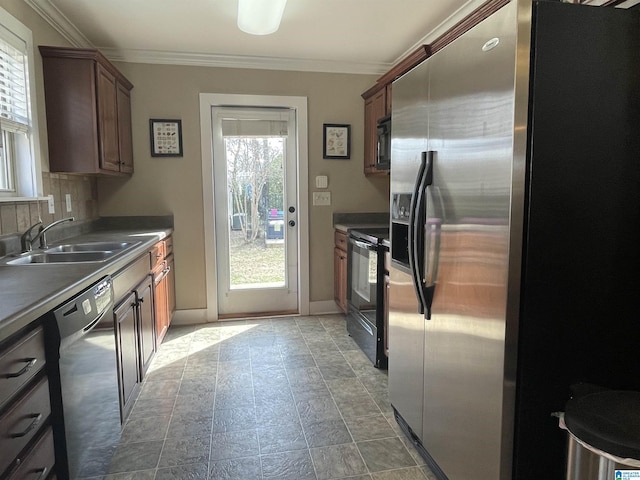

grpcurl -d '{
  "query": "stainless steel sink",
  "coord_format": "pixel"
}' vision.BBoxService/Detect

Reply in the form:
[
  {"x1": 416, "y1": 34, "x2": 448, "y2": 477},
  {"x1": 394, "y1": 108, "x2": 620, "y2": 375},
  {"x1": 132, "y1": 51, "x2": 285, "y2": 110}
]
[
  {"x1": 44, "y1": 241, "x2": 135, "y2": 253},
  {"x1": 2, "y1": 240, "x2": 140, "y2": 265},
  {"x1": 6, "y1": 251, "x2": 117, "y2": 265}
]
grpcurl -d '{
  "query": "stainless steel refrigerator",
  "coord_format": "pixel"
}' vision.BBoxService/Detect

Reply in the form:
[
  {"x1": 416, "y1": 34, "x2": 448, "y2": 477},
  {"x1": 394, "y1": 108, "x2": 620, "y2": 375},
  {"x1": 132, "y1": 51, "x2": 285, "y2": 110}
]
[{"x1": 388, "y1": 1, "x2": 640, "y2": 479}]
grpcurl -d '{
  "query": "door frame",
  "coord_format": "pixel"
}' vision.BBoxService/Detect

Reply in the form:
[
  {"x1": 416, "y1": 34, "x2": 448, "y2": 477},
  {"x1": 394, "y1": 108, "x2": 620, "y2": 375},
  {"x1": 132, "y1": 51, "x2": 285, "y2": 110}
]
[{"x1": 199, "y1": 93, "x2": 310, "y2": 321}]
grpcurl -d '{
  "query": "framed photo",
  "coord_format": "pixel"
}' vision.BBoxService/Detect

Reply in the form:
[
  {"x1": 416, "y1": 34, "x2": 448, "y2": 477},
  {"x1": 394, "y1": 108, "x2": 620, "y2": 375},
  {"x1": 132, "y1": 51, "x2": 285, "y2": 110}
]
[
  {"x1": 323, "y1": 123, "x2": 351, "y2": 159},
  {"x1": 150, "y1": 119, "x2": 183, "y2": 157}
]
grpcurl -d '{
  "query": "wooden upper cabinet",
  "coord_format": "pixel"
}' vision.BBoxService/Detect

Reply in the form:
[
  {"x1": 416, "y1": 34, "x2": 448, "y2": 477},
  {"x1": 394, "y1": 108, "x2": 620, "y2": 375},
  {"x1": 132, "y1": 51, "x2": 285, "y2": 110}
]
[
  {"x1": 362, "y1": 84, "x2": 389, "y2": 176},
  {"x1": 117, "y1": 82, "x2": 134, "y2": 174},
  {"x1": 40, "y1": 46, "x2": 134, "y2": 176}
]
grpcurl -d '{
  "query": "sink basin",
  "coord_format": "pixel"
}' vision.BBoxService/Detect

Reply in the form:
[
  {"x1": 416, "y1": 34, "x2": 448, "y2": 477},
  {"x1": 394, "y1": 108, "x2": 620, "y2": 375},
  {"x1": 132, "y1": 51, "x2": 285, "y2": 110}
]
[
  {"x1": 45, "y1": 241, "x2": 135, "y2": 253},
  {"x1": 6, "y1": 251, "x2": 117, "y2": 265},
  {"x1": 1, "y1": 239, "x2": 141, "y2": 266}
]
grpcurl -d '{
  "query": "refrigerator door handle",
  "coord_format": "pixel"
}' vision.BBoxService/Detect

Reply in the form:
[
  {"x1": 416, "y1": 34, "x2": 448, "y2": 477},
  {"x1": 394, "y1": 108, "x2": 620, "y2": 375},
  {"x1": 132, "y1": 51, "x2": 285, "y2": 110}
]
[
  {"x1": 408, "y1": 151, "x2": 434, "y2": 317},
  {"x1": 408, "y1": 152, "x2": 426, "y2": 315}
]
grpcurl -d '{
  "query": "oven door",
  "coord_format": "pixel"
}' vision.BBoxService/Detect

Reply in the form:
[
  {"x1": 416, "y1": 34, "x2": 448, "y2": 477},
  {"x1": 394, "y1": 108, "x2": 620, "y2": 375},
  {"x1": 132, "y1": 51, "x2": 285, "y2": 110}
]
[{"x1": 347, "y1": 236, "x2": 378, "y2": 313}]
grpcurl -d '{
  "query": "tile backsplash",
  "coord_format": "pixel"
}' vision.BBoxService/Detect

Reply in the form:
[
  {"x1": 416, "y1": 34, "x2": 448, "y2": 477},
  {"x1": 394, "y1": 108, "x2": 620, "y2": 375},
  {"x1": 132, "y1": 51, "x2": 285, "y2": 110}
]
[{"x1": 0, "y1": 173, "x2": 98, "y2": 237}]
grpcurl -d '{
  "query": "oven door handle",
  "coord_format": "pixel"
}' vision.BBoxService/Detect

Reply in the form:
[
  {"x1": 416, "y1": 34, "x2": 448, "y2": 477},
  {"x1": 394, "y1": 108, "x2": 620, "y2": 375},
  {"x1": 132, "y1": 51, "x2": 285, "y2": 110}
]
[{"x1": 349, "y1": 238, "x2": 377, "y2": 251}]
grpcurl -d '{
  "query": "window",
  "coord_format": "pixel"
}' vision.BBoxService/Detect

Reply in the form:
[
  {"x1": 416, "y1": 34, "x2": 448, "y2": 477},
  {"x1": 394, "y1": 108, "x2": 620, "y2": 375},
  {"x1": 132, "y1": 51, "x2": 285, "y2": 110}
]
[{"x1": 0, "y1": 7, "x2": 42, "y2": 199}]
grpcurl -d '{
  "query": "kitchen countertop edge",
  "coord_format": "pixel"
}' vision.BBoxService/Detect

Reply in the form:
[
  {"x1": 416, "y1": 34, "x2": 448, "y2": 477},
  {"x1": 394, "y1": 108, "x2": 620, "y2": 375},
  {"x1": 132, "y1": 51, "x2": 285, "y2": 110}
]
[{"x1": 0, "y1": 228, "x2": 172, "y2": 342}]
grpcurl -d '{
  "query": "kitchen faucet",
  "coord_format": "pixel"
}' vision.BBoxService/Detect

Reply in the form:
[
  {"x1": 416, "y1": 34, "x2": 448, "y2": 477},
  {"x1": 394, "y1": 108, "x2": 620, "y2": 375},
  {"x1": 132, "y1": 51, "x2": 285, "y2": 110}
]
[{"x1": 21, "y1": 217, "x2": 75, "y2": 252}]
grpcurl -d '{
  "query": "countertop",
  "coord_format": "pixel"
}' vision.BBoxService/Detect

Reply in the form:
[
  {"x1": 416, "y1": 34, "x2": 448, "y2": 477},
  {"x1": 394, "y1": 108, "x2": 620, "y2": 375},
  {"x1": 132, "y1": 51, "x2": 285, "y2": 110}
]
[
  {"x1": 334, "y1": 223, "x2": 389, "y2": 233},
  {"x1": 0, "y1": 228, "x2": 172, "y2": 341}
]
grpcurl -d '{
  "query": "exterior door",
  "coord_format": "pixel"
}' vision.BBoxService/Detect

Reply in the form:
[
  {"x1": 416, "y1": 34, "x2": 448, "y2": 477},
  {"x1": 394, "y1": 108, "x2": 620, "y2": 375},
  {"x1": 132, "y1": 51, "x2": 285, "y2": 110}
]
[{"x1": 212, "y1": 107, "x2": 298, "y2": 317}]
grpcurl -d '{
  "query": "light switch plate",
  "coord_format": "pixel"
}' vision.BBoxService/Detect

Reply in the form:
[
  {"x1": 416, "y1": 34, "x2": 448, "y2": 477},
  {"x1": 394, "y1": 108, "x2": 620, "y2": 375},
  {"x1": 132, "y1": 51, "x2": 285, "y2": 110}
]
[
  {"x1": 65, "y1": 194, "x2": 72, "y2": 212},
  {"x1": 312, "y1": 191, "x2": 331, "y2": 206},
  {"x1": 47, "y1": 195, "x2": 55, "y2": 214},
  {"x1": 315, "y1": 175, "x2": 328, "y2": 189}
]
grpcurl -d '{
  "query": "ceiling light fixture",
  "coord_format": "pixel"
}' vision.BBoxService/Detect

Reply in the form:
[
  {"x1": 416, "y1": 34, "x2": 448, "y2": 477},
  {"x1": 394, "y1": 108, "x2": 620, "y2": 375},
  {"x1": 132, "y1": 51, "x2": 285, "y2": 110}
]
[{"x1": 237, "y1": 0, "x2": 288, "y2": 35}]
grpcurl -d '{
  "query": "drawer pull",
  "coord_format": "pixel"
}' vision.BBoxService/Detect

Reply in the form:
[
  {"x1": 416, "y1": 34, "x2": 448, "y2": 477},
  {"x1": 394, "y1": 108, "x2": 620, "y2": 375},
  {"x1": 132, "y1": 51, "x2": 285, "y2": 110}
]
[
  {"x1": 11, "y1": 413, "x2": 43, "y2": 438},
  {"x1": 5, "y1": 358, "x2": 37, "y2": 378},
  {"x1": 36, "y1": 467, "x2": 48, "y2": 480}
]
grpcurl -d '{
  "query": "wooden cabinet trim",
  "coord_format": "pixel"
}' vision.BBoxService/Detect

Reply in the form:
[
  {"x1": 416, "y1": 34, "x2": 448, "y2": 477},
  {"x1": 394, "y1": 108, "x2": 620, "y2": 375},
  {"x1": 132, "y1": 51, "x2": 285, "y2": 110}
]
[
  {"x1": 39, "y1": 46, "x2": 133, "y2": 89},
  {"x1": 377, "y1": 45, "x2": 430, "y2": 86},
  {"x1": 429, "y1": 0, "x2": 509, "y2": 56}
]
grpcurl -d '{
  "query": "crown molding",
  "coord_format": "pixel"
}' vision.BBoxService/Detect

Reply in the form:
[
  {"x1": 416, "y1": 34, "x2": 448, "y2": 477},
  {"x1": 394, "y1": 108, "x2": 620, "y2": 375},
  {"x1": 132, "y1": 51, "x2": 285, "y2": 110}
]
[
  {"x1": 24, "y1": 0, "x2": 93, "y2": 48},
  {"x1": 24, "y1": 0, "x2": 389, "y2": 75},
  {"x1": 392, "y1": 0, "x2": 486, "y2": 65},
  {"x1": 100, "y1": 48, "x2": 390, "y2": 75}
]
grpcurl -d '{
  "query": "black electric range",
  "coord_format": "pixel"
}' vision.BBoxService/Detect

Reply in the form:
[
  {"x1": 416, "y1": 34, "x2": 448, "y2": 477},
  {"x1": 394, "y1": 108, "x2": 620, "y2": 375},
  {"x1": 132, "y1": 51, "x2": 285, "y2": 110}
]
[{"x1": 346, "y1": 227, "x2": 389, "y2": 369}]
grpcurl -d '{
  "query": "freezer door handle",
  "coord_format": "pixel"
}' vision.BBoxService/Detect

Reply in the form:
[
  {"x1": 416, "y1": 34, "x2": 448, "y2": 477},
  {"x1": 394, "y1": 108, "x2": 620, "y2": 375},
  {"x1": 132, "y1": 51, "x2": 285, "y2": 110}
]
[{"x1": 408, "y1": 151, "x2": 434, "y2": 318}]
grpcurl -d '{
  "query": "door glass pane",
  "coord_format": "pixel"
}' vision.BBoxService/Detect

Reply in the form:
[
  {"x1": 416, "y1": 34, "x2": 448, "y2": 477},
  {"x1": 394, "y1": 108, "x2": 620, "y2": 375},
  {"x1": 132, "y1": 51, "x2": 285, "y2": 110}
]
[{"x1": 225, "y1": 136, "x2": 286, "y2": 289}]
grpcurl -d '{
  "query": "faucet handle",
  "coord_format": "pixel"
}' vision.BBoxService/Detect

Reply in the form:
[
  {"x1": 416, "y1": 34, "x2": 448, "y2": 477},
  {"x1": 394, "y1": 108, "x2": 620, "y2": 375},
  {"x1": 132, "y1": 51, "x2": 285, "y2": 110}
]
[{"x1": 20, "y1": 221, "x2": 43, "y2": 252}]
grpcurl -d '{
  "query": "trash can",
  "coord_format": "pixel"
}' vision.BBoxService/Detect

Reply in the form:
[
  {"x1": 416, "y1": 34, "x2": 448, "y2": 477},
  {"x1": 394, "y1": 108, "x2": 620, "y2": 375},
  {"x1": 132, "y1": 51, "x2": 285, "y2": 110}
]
[{"x1": 560, "y1": 384, "x2": 640, "y2": 480}]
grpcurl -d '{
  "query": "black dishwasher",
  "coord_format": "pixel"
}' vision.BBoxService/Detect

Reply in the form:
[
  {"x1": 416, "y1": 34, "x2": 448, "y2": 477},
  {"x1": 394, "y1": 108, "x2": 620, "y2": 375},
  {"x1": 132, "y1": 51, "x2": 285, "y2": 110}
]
[{"x1": 49, "y1": 277, "x2": 117, "y2": 480}]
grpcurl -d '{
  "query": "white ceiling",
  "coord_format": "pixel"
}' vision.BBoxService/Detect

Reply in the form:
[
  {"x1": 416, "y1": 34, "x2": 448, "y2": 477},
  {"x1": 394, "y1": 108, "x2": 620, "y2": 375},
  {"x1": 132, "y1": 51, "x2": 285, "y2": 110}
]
[{"x1": 25, "y1": 0, "x2": 488, "y2": 75}]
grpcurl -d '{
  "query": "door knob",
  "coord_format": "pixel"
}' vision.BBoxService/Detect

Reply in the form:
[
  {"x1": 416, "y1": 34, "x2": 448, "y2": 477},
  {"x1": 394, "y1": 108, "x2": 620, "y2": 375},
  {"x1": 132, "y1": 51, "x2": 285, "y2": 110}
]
[
  {"x1": 289, "y1": 206, "x2": 295, "y2": 213},
  {"x1": 288, "y1": 220, "x2": 296, "y2": 227}
]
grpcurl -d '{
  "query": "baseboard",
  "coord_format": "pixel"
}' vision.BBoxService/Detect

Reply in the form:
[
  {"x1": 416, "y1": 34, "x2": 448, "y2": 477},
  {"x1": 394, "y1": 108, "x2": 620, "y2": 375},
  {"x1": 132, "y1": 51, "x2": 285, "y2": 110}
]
[
  {"x1": 171, "y1": 302, "x2": 341, "y2": 326},
  {"x1": 310, "y1": 300, "x2": 342, "y2": 315},
  {"x1": 171, "y1": 309, "x2": 210, "y2": 325}
]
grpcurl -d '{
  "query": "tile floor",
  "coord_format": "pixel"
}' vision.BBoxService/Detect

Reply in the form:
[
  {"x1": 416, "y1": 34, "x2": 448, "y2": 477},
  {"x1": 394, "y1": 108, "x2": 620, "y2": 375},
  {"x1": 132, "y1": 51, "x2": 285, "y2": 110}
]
[{"x1": 94, "y1": 314, "x2": 436, "y2": 480}]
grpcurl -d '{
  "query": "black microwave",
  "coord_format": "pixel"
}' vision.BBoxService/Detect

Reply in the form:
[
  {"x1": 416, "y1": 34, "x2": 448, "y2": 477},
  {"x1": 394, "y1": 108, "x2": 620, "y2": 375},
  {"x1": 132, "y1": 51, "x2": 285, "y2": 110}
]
[{"x1": 376, "y1": 114, "x2": 391, "y2": 171}]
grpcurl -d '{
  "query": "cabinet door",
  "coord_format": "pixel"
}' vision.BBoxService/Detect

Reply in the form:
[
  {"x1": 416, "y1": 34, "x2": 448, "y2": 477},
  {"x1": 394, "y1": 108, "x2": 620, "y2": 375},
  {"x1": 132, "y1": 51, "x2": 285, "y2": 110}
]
[
  {"x1": 114, "y1": 294, "x2": 139, "y2": 421},
  {"x1": 96, "y1": 64, "x2": 120, "y2": 172},
  {"x1": 167, "y1": 254, "x2": 176, "y2": 319},
  {"x1": 334, "y1": 247, "x2": 348, "y2": 313},
  {"x1": 116, "y1": 82, "x2": 134, "y2": 174},
  {"x1": 363, "y1": 88, "x2": 387, "y2": 175},
  {"x1": 136, "y1": 276, "x2": 155, "y2": 379},
  {"x1": 153, "y1": 263, "x2": 169, "y2": 346}
]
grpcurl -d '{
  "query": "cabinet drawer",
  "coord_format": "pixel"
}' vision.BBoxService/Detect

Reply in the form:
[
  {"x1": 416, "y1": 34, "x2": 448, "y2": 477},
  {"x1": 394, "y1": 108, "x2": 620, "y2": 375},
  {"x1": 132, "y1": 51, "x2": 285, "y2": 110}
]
[
  {"x1": 164, "y1": 236, "x2": 173, "y2": 256},
  {"x1": 151, "y1": 240, "x2": 166, "y2": 268},
  {"x1": 0, "y1": 377, "x2": 51, "y2": 476},
  {"x1": 334, "y1": 230, "x2": 348, "y2": 252},
  {"x1": 0, "y1": 327, "x2": 46, "y2": 409},
  {"x1": 113, "y1": 253, "x2": 151, "y2": 302},
  {"x1": 7, "y1": 427, "x2": 55, "y2": 480}
]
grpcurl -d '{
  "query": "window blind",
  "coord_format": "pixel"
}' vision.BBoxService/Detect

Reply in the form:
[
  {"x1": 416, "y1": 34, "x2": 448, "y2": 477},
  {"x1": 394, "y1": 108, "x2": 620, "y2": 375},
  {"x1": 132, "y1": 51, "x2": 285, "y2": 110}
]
[
  {"x1": 0, "y1": 29, "x2": 29, "y2": 134},
  {"x1": 222, "y1": 119, "x2": 288, "y2": 137}
]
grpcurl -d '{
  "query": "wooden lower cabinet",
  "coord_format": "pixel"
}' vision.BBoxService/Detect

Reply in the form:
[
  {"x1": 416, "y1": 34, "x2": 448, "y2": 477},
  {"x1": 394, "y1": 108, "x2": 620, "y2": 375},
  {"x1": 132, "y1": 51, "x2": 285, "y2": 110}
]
[
  {"x1": 153, "y1": 261, "x2": 169, "y2": 346},
  {"x1": 114, "y1": 293, "x2": 139, "y2": 421},
  {"x1": 0, "y1": 324, "x2": 53, "y2": 479},
  {"x1": 167, "y1": 254, "x2": 176, "y2": 319},
  {"x1": 153, "y1": 238, "x2": 175, "y2": 347},
  {"x1": 6, "y1": 427, "x2": 55, "y2": 480},
  {"x1": 114, "y1": 275, "x2": 155, "y2": 422},
  {"x1": 136, "y1": 276, "x2": 155, "y2": 378},
  {"x1": 334, "y1": 230, "x2": 349, "y2": 313}
]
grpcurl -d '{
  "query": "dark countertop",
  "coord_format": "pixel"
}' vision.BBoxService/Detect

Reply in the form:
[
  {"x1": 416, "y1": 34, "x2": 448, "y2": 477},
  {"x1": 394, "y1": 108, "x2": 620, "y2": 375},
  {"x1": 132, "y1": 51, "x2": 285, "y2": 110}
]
[{"x1": 0, "y1": 227, "x2": 172, "y2": 342}]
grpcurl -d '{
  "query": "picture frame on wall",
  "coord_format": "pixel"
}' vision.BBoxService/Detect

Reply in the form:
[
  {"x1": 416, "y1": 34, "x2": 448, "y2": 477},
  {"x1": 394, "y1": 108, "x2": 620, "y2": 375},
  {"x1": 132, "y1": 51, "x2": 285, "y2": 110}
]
[
  {"x1": 150, "y1": 119, "x2": 183, "y2": 157},
  {"x1": 323, "y1": 123, "x2": 351, "y2": 159}
]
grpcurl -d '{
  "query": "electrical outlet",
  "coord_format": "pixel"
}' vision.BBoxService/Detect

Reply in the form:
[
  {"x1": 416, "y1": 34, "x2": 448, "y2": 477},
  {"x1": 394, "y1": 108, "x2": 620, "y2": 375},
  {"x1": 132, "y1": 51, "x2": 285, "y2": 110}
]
[
  {"x1": 312, "y1": 191, "x2": 331, "y2": 206},
  {"x1": 65, "y1": 194, "x2": 72, "y2": 212},
  {"x1": 47, "y1": 195, "x2": 55, "y2": 214}
]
